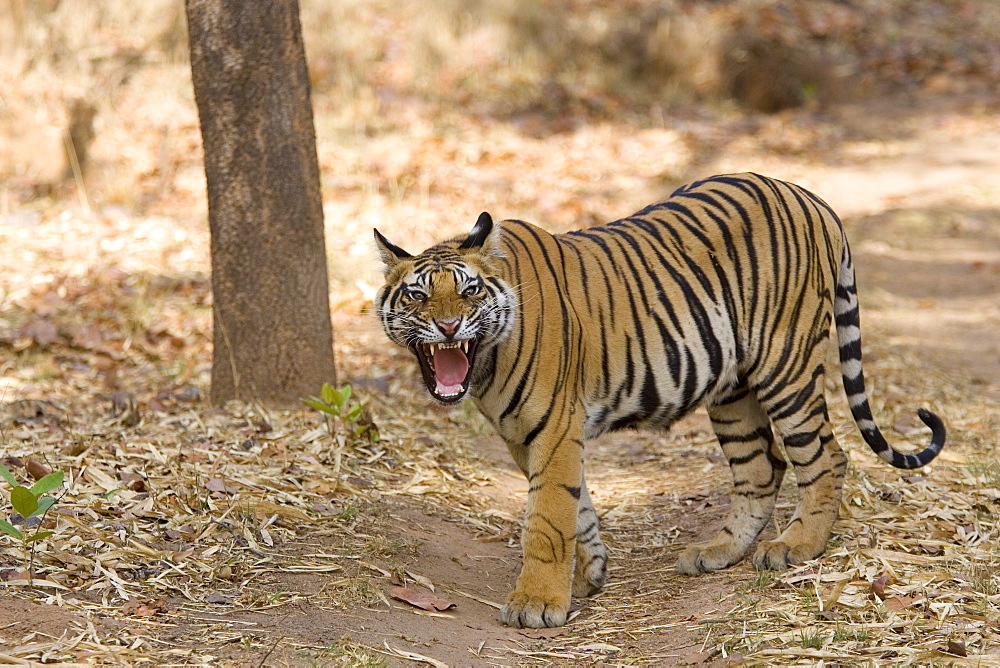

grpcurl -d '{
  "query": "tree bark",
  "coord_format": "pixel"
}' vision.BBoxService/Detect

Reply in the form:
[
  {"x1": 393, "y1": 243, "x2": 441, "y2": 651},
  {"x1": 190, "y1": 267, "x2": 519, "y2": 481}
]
[{"x1": 186, "y1": 0, "x2": 335, "y2": 406}]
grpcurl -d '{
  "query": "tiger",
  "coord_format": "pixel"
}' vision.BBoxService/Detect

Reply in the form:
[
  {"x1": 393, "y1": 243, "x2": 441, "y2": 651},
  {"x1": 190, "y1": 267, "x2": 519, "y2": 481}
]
[{"x1": 373, "y1": 172, "x2": 946, "y2": 629}]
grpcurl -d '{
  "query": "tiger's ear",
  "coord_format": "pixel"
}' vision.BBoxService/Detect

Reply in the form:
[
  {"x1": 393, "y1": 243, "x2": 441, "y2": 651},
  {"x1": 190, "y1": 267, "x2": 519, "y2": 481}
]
[
  {"x1": 373, "y1": 228, "x2": 412, "y2": 270},
  {"x1": 458, "y1": 212, "x2": 503, "y2": 257}
]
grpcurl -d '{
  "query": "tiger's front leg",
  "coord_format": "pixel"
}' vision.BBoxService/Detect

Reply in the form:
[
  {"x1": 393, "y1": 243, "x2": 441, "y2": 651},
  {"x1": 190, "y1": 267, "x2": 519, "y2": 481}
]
[{"x1": 500, "y1": 423, "x2": 585, "y2": 628}]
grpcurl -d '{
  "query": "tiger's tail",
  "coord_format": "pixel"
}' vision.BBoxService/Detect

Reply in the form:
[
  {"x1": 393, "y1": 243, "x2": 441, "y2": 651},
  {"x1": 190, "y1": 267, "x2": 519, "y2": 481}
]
[{"x1": 835, "y1": 242, "x2": 946, "y2": 469}]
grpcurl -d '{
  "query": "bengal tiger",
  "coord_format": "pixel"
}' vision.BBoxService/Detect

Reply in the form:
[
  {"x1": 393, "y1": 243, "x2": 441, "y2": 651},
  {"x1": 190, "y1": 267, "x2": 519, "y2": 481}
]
[{"x1": 373, "y1": 172, "x2": 946, "y2": 628}]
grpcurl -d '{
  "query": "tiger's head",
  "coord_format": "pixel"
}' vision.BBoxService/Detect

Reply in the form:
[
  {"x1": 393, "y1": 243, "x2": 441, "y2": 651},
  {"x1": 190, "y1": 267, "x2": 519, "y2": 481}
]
[{"x1": 373, "y1": 212, "x2": 517, "y2": 403}]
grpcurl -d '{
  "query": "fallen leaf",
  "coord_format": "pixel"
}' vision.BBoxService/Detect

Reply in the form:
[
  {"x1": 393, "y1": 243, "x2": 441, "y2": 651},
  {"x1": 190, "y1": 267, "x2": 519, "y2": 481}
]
[
  {"x1": 1, "y1": 456, "x2": 24, "y2": 470},
  {"x1": 205, "y1": 478, "x2": 235, "y2": 494},
  {"x1": 407, "y1": 570, "x2": 435, "y2": 591},
  {"x1": 389, "y1": 586, "x2": 455, "y2": 612},
  {"x1": 119, "y1": 472, "x2": 146, "y2": 492},
  {"x1": 946, "y1": 639, "x2": 968, "y2": 657},
  {"x1": 25, "y1": 459, "x2": 51, "y2": 481},
  {"x1": 870, "y1": 573, "x2": 893, "y2": 600},
  {"x1": 884, "y1": 594, "x2": 923, "y2": 610},
  {"x1": 122, "y1": 597, "x2": 166, "y2": 617}
]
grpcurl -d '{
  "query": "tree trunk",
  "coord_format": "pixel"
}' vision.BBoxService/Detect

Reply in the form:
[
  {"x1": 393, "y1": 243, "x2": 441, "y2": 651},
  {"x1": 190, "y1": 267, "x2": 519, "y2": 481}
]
[{"x1": 186, "y1": 0, "x2": 335, "y2": 407}]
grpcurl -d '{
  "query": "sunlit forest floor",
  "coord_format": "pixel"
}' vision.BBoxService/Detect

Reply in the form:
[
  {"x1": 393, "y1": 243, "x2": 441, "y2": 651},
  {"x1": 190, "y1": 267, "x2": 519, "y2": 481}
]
[{"x1": 2, "y1": 1, "x2": 1000, "y2": 665}]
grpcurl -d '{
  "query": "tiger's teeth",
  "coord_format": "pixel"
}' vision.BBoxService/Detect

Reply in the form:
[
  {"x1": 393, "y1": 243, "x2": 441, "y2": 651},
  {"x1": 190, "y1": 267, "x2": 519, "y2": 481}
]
[{"x1": 460, "y1": 340, "x2": 468, "y2": 353}]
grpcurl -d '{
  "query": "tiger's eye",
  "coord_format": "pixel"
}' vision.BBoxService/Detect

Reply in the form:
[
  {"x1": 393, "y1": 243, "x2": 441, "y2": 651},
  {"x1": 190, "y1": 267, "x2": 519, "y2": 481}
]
[{"x1": 406, "y1": 287, "x2": 428, "y2": 302}]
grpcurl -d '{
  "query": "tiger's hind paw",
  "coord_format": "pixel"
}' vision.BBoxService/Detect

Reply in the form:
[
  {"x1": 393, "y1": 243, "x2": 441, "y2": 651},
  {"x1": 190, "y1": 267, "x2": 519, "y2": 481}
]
[
  {"x1": 572, "y1": 555, "x2": 607, "y2": 597},
  {"x1": 752, "y1": 540, "x2": 822, "y2": 570},
  {"x1": 676, "y1": 542, "x2": 746, "y2": 575},
  {"x1": 572, "y1": 542, "x2": 608, "y2": 597}
]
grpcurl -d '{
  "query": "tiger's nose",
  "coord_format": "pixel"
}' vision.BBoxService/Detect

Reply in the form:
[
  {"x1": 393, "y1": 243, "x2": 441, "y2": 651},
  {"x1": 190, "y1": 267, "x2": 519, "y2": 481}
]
[{"x1": 436, "y1": 319, "x2": 461, "y2": 338}]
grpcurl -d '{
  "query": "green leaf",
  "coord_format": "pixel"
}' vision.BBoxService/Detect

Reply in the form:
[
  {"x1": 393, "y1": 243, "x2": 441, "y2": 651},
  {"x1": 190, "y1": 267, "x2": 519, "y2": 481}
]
[
  {"x1": 24, "y1": 530, "x2": 54, "y2": 543},
  {"x1": 30, "y1": 496, "x2": 55, "y2": 517},
  {"x1": 30, "y1": 471, "x2": 64, "y2": 496},
  {"x1": 10, "y1": 486, "x2": 37, "y2": 518},
  {"x1": 0, "y1": 462, "x2": 18, "y2": 488},
  {"x1": 339, "y1": 385, "x2": 352, "y2": 406},
  {"x1": 102, "y1": 488, "x2": 123, "y2": 500},
  {"x1": 0, "y1": 519, "x2": 23, "y2": 540},
  {"x1": 321, "y1": 383, "x2": 338, "y2": 406},
  {"x1": 345, "y1": 403, "x2": 363, "y2": 421},
  {"x1": 302, "y1": 397, "x2": 336, "y2": 415}
]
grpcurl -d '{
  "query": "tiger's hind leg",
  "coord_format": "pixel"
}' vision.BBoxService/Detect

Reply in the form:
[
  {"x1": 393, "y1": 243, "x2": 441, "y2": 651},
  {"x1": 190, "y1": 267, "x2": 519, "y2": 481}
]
[
  {"x1": 752, "y1": 364, "x2": 849, "y2": 570},
  {"x1": 677, "y1": 386, "x2": 786, "y2": 574},
  {"x1": 572, "y1": 478, "x2": 608, "y2": 597}
]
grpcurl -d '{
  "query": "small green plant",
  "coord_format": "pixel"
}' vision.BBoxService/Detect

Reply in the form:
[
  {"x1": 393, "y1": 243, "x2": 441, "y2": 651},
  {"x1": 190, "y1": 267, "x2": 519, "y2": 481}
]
[
  {"x1": 336, "y1": 503, "x2": 360, "y2": 521},
  {"x1": 0, "y1": 462, "x2": 64, "y2": 584},
  {"x1": 832, "y1": 625, "x2": 871, "y2": 643},
  {"x1": 742, "y1": 570, "x2": 775, "y2": 592},
  {"x1": 304, "y1": 383, "x2": 379, "y2": 441},
  {"x1": 798, "y1": 627, "x2": 827, "y2": 649}
]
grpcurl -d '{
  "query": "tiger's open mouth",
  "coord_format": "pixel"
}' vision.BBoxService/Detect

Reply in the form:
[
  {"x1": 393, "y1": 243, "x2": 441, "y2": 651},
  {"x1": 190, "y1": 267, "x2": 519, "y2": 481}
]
[{"x1": 412, "y1": 339, "x2": 480, "y2": 403}]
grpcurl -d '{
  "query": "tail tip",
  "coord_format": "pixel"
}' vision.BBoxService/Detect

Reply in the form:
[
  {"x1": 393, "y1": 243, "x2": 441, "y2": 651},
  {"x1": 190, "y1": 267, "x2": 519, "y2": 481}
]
[{"x1": 916, "y1": 407, "x2": 946, "y2": 446}]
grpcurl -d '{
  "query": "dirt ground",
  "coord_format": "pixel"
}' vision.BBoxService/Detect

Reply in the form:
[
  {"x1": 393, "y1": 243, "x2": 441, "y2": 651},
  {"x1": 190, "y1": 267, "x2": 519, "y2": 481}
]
[{"x1": 2, "y1": 76, "x2": 1000, "y2": 668}]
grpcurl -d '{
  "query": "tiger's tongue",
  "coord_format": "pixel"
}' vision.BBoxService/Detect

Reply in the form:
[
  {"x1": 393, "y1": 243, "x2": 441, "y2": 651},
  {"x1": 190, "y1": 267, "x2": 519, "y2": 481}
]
[{"x1": 433, "y1": 346, "x2": 469, "y2": 393}]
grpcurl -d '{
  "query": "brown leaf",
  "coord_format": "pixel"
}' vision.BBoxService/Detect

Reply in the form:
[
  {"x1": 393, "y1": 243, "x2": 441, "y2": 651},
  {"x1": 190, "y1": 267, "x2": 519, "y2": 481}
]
[
  {"x1": 205, "y1": 592, "x2": 232, "y2": 605},
  {"x1": 122, "y1": 597, "x2": 166, "y2": 617},
  {"x1": 870, "y1": 573, "x2": 893, "y2": 600},
  {"x1": 119, "y1": 472, "x2": 146, "y2": 492},
  {"x1": 205, "y1": 478, "x2": 234, "y2": 494},
  {"x1": 946, "y1": 639, "x2": 968, "y2": 657},
  {"x1": 25, "y1": 459, "x2": 51, "y2": 481},
  {"x1": 389, "y1": 586, "x2": 455, "y2": 612},
  {"x1": 884, "y1": 594, "x2": 923, "y2": 610},
  {"x1": 1, "y1": 456, "x2": 24, "y2": 470},
  {"x1": 919, "y1": 543, "x2": 942, "y2": 556}
]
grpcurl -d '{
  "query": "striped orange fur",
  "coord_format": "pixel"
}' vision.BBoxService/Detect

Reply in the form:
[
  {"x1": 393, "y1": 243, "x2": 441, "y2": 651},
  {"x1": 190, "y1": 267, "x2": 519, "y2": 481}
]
[{"x1": 374, "y1": 173, "x2": 945, "y2": 628}]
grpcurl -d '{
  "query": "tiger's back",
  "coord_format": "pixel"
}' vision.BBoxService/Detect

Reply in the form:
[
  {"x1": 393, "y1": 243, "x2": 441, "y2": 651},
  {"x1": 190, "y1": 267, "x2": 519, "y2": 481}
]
[
  {"x1": 476, "y1": 174, "x2": 841, "y2": 439},
  {"x1": 373, "y1": 172, "x2": 945, "y2": 629}
]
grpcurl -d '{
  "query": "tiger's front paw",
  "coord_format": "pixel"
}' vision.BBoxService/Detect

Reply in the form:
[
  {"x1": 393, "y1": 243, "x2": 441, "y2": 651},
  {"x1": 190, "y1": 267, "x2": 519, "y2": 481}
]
[{"x1": 500, "y1": 591, "x2": 569, "y2": 628}]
